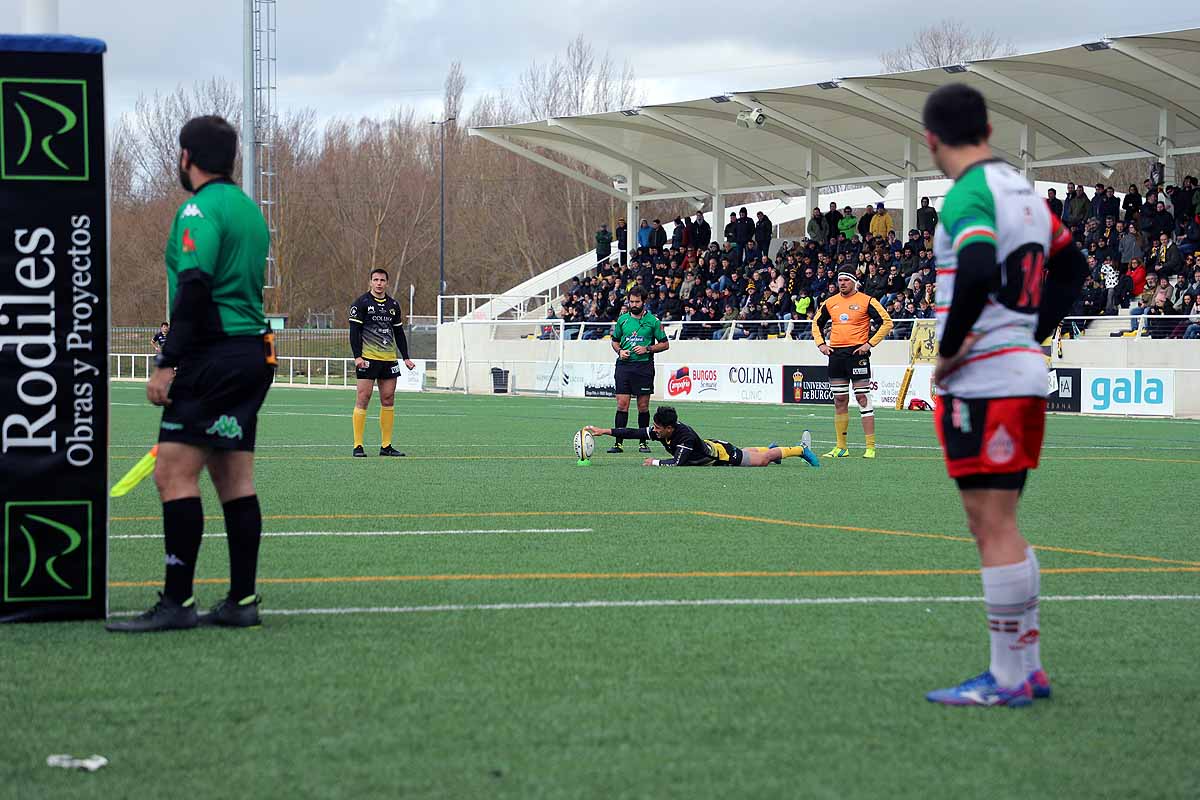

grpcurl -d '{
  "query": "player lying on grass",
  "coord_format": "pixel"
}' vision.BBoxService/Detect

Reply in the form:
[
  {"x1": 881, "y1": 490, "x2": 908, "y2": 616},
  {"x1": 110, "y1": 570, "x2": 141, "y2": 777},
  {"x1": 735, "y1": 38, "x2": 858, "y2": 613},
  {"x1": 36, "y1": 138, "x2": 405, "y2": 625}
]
[{"x1": 585, "y1": 406, "x2": 820, "y2": 468}]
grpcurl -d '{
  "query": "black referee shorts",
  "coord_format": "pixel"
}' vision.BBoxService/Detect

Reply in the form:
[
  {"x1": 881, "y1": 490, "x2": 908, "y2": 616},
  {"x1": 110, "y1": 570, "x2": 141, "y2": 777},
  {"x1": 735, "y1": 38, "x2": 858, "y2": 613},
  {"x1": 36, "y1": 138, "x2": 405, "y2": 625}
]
[
  {"x1": 614, "y1": 361, "x2": 655, "y2": 396},
  {"x1": 828, "y1": 346, "x2": 871, "y2": 382},
  {"x1": 159, "y1": 336, "x2": 275, "y2": 452}
]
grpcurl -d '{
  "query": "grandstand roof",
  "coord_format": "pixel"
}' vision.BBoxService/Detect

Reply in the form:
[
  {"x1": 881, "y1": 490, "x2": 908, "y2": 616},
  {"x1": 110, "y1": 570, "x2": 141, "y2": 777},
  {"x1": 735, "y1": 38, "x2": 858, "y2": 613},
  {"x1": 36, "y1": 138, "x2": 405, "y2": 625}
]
[{"x1": 469, "y1": 27, "x2": 1200, "y2": 200}]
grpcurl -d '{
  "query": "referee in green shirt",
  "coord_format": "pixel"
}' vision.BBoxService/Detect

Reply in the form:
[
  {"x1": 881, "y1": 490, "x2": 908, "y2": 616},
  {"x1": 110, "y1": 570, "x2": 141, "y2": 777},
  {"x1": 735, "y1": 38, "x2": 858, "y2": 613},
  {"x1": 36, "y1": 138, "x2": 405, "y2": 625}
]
[
  {"x1": 608, "y1": 286, "x2": 669, "y2": 453},
  {"x1": 108, "y1": 116, "x2": 274, "y2": 633}
]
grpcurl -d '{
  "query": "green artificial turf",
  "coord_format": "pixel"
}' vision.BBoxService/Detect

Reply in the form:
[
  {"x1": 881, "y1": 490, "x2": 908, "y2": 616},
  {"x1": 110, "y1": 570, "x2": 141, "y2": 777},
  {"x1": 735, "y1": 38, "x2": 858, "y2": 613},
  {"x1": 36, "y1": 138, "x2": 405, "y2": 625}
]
[{"x1": 2, "y1": 383, "x2": 1197, "y2": 799}]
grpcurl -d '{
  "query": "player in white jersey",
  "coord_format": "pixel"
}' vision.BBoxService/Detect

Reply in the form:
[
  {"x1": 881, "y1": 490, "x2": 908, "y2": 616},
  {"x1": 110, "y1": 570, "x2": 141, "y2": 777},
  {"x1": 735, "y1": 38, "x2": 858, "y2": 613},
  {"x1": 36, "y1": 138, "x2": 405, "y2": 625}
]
[{"x1": 922, "y1": 84, "x2": 1087, "y2": 707}]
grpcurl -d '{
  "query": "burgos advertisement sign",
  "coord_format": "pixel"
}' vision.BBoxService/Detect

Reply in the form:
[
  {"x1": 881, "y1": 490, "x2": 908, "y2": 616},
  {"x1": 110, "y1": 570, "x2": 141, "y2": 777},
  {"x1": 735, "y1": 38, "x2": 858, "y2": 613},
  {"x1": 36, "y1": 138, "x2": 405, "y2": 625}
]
[
  {"x1": 662, "y1": 364, "x2": 780, "y2": 404},
  {"x1": 1080, "y1": 369, "x2": 1174, "y2": 416}
]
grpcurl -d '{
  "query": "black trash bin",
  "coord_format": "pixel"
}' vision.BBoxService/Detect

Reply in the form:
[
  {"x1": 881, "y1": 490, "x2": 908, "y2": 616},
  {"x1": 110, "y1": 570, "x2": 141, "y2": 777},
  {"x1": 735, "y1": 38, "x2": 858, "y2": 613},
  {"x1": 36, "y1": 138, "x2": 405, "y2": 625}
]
[{"x1": 490, "y1": 367, "x2": 510, "y2": 394}]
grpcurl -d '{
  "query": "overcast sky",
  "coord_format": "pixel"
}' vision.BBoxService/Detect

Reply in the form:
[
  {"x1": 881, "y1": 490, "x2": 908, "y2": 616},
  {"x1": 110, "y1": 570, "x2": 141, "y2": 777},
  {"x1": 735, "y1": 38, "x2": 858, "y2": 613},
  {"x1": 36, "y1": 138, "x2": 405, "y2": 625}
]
[{"x1": 4, "y1": 0, "x2": 1198, "y2": 127}]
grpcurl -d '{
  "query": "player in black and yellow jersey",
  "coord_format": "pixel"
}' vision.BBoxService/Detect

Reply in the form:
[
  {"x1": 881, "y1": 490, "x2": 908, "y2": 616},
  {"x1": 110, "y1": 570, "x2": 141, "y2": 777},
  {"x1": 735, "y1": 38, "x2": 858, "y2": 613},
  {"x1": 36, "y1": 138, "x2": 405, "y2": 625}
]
[
  {"x1": 349, "y1": 268, "x2": 415, "y2": 457},
  {"x1": 811, "y1": 273, "x2": 893, "y2": 459},
  {"x1": 586, "y1": 406, "x2": 819, "y2": 468}
]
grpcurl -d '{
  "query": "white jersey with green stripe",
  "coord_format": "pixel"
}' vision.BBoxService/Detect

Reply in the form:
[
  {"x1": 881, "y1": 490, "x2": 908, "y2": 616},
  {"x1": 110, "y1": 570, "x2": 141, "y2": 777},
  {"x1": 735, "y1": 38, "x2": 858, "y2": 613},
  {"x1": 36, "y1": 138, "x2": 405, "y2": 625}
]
[{"x1": 933, "y1": 160, "x2": 1053, "y2": 399}]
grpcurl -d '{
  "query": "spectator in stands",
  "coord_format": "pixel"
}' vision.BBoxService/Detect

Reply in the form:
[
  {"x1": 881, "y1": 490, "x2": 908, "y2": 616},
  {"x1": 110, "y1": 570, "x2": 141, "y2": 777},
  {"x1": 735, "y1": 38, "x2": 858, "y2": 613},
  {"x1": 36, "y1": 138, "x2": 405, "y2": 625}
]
[
  {"x1": 1146, "y1": 291, "x2": 1174, "y2": 338},
  {"x1": 838, "y1": 206, "x2": 858, "y2": 242},
  {"x1": 825, "y1": 202, "x2": 843, "y2": 231},
  {"x1": 1089, "y1": 183, "x2": 1109, "y2": 221},
  {"x1": 1046, "y1": 187, "x2": 1063, "y2": 220},
  {"x1": 671, "y1": 217, "x2": 685, "y2": 250},
  {"x1": 1119, "y1": 222, "x2": 1144, "y2": 268},
  {"x1": 1064, "y1": 185, "x2": 1090, "y2": 228},
  {"x1": 857, "y1": 205, "x2": 874, "y2": 240},
  {"x1": 869, "y1": 202, "x2": 894, "y2": 239},
  {"x1": 1152, "y1": 201, "x2": 1176, "y2": 243},
  {"x1": 807, "y1": 207, "x2": 829, "y2": 245},
  {"x1": 650, "y1": 219, "x2": 668, "y2": 251},
  {"x1": 755, "y1": 211, "x2": 773, "y2": 255},
  {"x1": 595, "y1": 223, "x2": 613, "y2": 265},
  {"x1": 916, "y1": 196, "x2": 938, "y2": 236},
  {"x1": 1123, "y1": 183, "x2": 1142, "y2": 224},
  {"x1": 1060, "y1": 182, "x2": 1076, "y2": 219},
  {"x1": 615, "y1": 219, "x2": 634, "y2": 268},
  {"x1": 1152, "y1": 231, "x2": 1184, "y2": 277},
  {"x1": 1184, "y1": 297, "x2": 1200, "y2": 339},
  {"x1": 637, "y1": 219, "x2": 651, "y2": 250},
  {"x1": 743, "y1": 239, "x2": 762, "y2": 266},
  {"x1": 724, "y1": 212, "x2": 737, "y2": 245},
  {"x1": 1129, "y1": 257, "x2": 1148, "y2": 296},
  {"x1": 733, "y1": 207, "x2": 755, "y2": 250},
  {"x1": 1188, "y1": 268, "x2": 1200, "y2": 299},
  {"x1": 694, "y1": 211, "x2": 711, "y2": 249},
  {"x1": 1171, "y1": 178, "x2": 1195, "y2": 230}
]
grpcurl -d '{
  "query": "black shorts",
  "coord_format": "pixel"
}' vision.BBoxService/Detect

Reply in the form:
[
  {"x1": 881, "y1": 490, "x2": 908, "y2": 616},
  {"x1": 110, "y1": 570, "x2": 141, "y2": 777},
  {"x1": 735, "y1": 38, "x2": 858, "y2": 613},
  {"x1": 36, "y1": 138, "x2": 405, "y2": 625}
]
[
  {"x1": 356, "y1": 359, "x2": 402, "y2": 381},
  {"x1": 704, "y1": 438, "x2": 745, "y2": 466},
  {"x1": 828, "y1": 346, "x2": 871, "y2": 382},
  {"x1": 159, "y1": 336, "x2": 275, "y2": 452},
  {"x1": 614, "y1": 361, "x2": 655, "y2": 396}
]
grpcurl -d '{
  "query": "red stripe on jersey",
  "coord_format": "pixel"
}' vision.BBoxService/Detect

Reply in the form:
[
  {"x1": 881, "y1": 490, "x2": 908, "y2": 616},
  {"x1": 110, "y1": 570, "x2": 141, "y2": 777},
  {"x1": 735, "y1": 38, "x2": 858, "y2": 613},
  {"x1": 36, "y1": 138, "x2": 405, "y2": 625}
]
[
  {"x1": 1048, "y1": 214, "x2": 1073, "y2": 257},
  {"x1": 936, "y1": 268, "x2": 956, "y2": 276}
]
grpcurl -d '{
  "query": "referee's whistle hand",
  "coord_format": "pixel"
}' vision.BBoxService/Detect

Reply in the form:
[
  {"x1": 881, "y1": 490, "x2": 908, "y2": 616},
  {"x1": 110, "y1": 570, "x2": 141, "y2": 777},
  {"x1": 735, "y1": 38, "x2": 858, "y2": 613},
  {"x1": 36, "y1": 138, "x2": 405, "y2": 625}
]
[
  {"x1": 146, "y1": 368, "x2": 174, "y2": 406},
  {"x1": 632, "y1": 345, "x2": 649, "y2": 355},
  {"x1": 618, "y1": 349, "x2": 631, "y2": 360}
]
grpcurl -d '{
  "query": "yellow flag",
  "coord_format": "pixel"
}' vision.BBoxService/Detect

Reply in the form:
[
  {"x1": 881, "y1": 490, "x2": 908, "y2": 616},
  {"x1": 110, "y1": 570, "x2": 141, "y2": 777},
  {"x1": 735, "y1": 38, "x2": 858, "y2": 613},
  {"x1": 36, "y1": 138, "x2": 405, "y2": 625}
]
[{"x1": 110, "y1": 445, "x2": 158, "y2": 498}]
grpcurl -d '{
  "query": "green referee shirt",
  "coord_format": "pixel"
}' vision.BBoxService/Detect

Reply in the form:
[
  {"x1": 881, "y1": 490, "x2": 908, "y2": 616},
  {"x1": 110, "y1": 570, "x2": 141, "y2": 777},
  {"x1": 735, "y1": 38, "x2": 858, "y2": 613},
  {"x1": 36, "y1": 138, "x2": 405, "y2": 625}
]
[
  {"x1": 612, "y1": 311, "x2": 667, "y2": 363},
  {"x1": 165, "y1": 178, "x2": 269, "y2": 338}
]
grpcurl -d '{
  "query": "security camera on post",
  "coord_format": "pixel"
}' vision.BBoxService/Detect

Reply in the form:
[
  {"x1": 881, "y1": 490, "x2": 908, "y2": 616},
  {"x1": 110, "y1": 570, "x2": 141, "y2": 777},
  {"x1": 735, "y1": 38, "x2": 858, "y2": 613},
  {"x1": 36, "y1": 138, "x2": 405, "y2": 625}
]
[{"x1": 735, "y1": 108, "x2": 767, "y2": 130}]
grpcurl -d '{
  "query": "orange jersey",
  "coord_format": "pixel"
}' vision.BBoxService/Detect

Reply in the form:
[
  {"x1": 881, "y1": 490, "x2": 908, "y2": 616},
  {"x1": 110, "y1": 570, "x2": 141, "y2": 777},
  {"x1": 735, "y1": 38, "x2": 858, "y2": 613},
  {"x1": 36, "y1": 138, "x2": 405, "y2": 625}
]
[{"x1": 812, "y1": 291, "x2": 893, "y2": 348}]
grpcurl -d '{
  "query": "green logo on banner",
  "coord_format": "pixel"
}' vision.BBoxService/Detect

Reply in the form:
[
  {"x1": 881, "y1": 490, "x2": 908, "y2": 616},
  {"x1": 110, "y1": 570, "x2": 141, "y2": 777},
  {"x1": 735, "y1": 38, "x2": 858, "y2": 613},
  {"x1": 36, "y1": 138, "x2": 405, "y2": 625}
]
[
  {"x1": 0, "y1": 78, "x2": 89, "y2": 181},
  {"x1": 4, "y1": 501, "x2": 93, "y2": 602}
]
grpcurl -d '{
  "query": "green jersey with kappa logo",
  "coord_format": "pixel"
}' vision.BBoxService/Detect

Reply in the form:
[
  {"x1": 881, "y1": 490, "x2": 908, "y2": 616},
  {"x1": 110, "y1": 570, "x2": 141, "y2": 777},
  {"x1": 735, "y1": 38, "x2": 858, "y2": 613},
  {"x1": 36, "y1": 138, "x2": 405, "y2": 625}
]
[
  {"x1": 611, "y1": 311, "x2": 667, "y2": 363},
  {"x1": 165, "y1": 179, "x2": 268, "y2": 339}
]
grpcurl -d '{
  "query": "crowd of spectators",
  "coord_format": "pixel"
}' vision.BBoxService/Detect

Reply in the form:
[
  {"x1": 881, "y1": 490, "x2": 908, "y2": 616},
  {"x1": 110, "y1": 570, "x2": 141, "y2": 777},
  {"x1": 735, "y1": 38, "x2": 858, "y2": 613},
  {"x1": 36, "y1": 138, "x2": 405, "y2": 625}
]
[{"x1": 552, "y1": 178, "x2": 1200, "y2": 341}]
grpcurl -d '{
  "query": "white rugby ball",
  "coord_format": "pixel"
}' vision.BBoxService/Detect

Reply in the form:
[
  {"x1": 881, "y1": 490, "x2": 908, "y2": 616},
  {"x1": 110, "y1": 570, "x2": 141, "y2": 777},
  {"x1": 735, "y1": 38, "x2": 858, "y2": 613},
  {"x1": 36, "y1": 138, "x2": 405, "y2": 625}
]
[{"x1": 574, "y1": 429, "x2": 595, "y2": 460}]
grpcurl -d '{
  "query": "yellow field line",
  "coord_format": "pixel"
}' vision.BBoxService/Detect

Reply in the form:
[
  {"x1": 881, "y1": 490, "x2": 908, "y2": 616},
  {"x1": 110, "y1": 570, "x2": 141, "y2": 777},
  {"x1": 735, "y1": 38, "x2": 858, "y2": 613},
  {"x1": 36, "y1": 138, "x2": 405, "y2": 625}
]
[
  {"x1": 108, "y1": 565, "x2": 1200, "y2": 589},
  {"x1": 110, "y1": 508, "x2": 1199, "y2": 567}
]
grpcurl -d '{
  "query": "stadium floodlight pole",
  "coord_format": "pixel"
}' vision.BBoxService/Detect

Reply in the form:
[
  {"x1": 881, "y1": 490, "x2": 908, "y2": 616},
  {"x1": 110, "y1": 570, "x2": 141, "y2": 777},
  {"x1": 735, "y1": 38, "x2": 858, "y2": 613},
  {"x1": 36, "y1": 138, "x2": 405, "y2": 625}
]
[
  {"x1": 241, "y1": 0, "x2": 256, "y2": 202},
  {"x1": 432, "y1": 117, "x2": 456, "y2": 312}
]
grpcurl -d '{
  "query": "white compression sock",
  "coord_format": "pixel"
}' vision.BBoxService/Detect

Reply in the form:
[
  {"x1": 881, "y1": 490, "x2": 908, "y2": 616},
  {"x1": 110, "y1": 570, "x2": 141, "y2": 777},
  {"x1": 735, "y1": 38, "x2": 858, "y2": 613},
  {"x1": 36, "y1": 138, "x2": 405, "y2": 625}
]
[
  {"x1": 981, "y1": 559, "x2": 1034, "y2": 689},
  {"x1": 1023, "y1": 546, "x2": 1043, "y2": 674}
]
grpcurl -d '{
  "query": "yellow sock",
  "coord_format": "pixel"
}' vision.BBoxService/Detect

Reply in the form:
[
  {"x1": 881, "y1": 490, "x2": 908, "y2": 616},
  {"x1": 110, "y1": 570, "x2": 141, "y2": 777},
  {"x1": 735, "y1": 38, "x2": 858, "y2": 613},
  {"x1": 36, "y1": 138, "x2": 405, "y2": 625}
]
[
  {"x1": 780, "y1": 446, "x2": 805, "y2": 459},
  {"x1": 352, "y1": 408, "x2": 367, "y2": 447},
  {"x1": 379, "y1": 407, "x2": 395, "y2": 448},
  {"x1": 835, "y1": 413, "x2": 849, "y2": 449},
  {"x1": 865, "y1": 433, "x2": 876, "y2": 449}
]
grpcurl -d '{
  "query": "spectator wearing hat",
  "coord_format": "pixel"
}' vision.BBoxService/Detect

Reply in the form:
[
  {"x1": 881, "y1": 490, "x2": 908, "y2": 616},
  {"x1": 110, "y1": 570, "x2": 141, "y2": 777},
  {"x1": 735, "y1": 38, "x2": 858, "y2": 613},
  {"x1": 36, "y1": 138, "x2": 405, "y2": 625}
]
[
  {"x1": 916, "y1": 196, "x2": 938, "y2": 236},
  {"x1": 869, "y1": 202, "x2": 894, "y2": 239},
  {"x1": 1122, "y1": 183, "x2": 1142, "y2": 224},
  {"x1": 857, "y1": 205, "x2": 874, "y2": 240}
]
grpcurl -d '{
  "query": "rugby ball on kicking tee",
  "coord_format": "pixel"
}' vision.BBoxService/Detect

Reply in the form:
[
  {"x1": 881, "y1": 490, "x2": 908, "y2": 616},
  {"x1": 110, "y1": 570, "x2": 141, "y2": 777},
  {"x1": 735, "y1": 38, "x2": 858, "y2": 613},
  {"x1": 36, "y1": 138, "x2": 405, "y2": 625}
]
[{"x1": 574, "y1": 429, "x2": 595, "y2": 460}]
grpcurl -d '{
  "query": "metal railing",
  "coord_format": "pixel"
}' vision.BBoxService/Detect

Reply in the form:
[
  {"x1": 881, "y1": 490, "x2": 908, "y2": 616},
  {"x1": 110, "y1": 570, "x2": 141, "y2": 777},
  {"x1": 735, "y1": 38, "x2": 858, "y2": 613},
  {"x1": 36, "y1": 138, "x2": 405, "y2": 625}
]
[
  {"x1": 110, "y1": 354, "x2": 432, "y2": 390},
  {"x1": 1055, "y1": 314, "x2": 1200, "y2": 340},
  {"x1": 113, "y1": 325, "x2": 437, "y2": 360},
  {"x1": 461, "y1": 316, "x2": 933, "y2": 342}
]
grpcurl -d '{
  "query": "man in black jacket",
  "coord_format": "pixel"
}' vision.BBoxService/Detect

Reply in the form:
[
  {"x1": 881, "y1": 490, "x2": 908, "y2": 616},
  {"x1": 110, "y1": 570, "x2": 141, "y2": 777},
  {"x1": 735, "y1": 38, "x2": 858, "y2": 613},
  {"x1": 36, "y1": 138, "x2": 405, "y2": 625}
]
[
  {"x1": 916, "y1": 196, "x2": 938, "y2": 235},
  {"x1": 693, "y1": 211, "x2": 711, "y2": 248},
  {"x1": 1046, "y1": 188, "x2": 1063, "y2": 220},
  {"x1": 755, "y1": 211, "x2": 773, "y2": 256},
  {"x1": 734, "y1": 207, "x2": 756, "y2": 248},
  {"x1": 857, "y1": 205, "x2": 874, "y2": 240}
]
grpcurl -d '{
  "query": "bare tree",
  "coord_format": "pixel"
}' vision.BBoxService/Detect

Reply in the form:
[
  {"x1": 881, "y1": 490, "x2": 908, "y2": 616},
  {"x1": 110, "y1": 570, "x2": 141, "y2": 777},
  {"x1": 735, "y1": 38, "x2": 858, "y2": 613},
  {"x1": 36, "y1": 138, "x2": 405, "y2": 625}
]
[{"x1": 881, "y1": 19, "x2": 1015, "y2": 73}]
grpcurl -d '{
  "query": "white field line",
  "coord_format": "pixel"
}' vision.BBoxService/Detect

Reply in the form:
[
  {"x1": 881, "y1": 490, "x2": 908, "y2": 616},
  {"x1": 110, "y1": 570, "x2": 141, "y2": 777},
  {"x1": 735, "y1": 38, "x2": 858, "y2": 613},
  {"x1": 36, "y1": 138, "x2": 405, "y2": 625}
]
[
  {"x1": 105, "y1": 594, "x2": 1200, "y2": 618},
  {"x1": 110, "y1": 528, "x2": 592, "y2": 541}
]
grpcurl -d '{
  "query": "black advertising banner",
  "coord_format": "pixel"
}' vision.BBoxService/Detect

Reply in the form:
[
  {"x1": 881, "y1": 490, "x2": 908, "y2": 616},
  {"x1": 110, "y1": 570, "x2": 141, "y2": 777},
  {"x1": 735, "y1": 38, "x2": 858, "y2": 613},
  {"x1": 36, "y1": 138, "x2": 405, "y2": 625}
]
[
  {"x1": 782, "y1": 365, "x2": 834, "y2": 405},
  {"x1": 0, "y1": 35, "x2": 108, "y2": 622},
  {"x1": 1046, "y1": 367, "x2": 1082, "y2": 414}
]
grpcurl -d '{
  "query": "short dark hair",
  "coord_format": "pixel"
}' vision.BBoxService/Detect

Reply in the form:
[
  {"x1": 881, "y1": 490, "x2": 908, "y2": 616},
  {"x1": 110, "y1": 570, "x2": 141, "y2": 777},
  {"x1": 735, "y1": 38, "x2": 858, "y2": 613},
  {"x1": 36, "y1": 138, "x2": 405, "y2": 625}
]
[
  {"x1": 370, "y1": 268, "x2": 389, "y2": 280},
  {"x1": 922, "y1": 83, "x2": 989, "y2": 147},
  {"x1": 160, "y1": 321, "x2": 169, "y2": 327},
  {"x1": 653, "y1": 406, "x2": 677, "y2": 427},
  {"x1": 627, "y1": 286, "x2": 647, "y2": 300},
  {"x1": 179, "y1": 115, "x2": 237, "y2": 176}
]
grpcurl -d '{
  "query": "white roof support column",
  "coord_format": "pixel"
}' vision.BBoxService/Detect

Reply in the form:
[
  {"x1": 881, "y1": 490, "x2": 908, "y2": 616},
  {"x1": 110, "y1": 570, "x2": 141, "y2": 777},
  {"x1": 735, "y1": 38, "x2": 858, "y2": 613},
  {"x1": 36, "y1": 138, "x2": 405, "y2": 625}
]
[
  {"x1": 805, "y1": 149, "x2": 818, "y2": 228},
  {"x1": 1019, "y1": 124, "x2": 1032, "y2": 178},
  {"x1": 627, "y1": 167, "x2": 640, "y2": 264},
  {"x1": 712, "y1": 158, "x2": 725, "y2": 245},
  {"x1": 468, "y1": 129, "x2": 630, "y2": 202},
  {"x1": 1160, "y1": 109, "x2": 1177, "y2": 186},
  {"x1": 902, "y1": 139, "x2": 917, "y2": 234},
  {"x1": 965, "y1": 64, "x2": 1159, "y2": 156}
]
